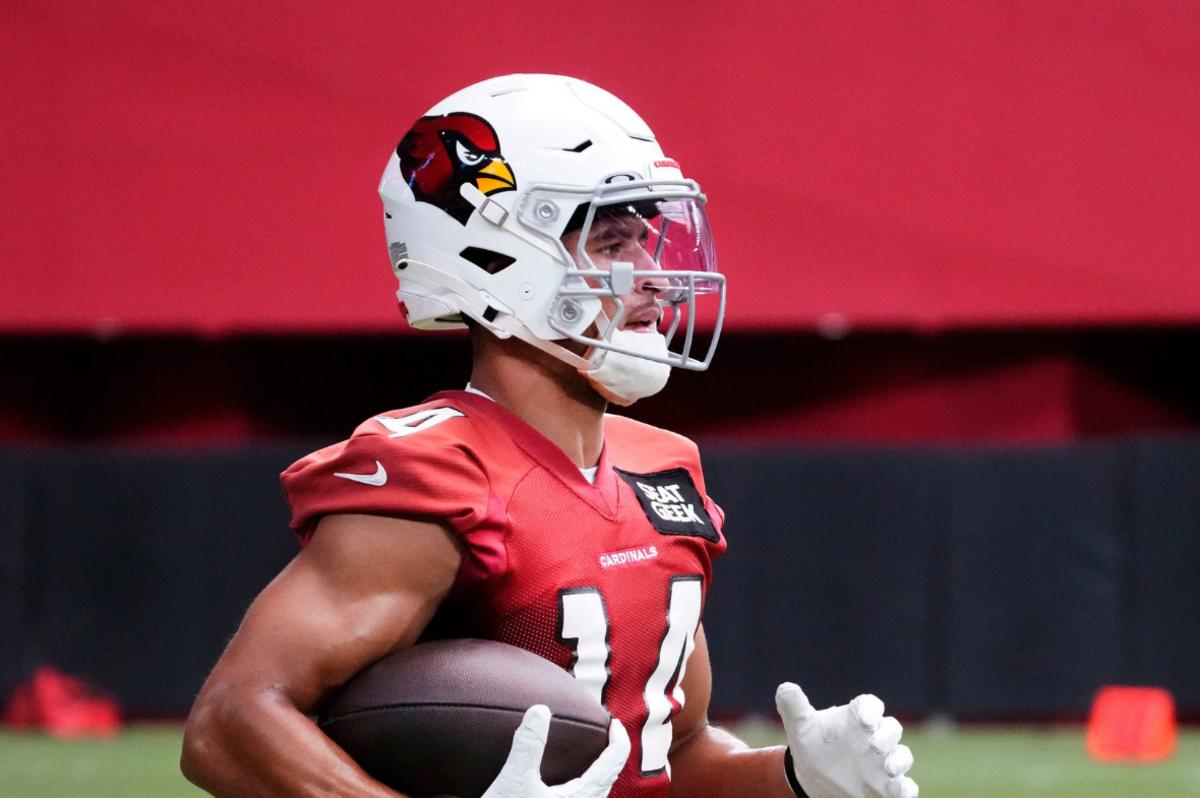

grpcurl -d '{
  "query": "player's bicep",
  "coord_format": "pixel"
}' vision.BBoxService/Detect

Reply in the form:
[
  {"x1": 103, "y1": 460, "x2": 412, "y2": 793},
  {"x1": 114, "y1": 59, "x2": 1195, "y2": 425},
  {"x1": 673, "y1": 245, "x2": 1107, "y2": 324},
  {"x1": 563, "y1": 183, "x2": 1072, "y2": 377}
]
[{"x1": 205, "y1": 513, "x2": 463, "y2": 712}]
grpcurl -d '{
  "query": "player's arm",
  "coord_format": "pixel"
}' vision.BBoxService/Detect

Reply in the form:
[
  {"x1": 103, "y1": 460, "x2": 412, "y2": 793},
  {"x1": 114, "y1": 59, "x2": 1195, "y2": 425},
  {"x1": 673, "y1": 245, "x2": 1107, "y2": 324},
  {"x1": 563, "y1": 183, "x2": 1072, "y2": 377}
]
[
  {"x1": 667, "y1": 626, "x2": 918, "y2": 798},
  {"x1": 667, "y1": 624, "x2": 795, "y2": 798},
  {"x1": 180, "y1": 512, "x2": 463, "y2": 798}
]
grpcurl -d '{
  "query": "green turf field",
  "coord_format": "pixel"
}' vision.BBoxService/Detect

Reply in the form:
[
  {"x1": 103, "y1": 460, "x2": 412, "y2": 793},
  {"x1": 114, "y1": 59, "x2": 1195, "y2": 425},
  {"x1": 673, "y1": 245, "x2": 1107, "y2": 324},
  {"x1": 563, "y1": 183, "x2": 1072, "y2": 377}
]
[{"x1": 1, "y1": 723, "x2": 1197, "y2": 797}]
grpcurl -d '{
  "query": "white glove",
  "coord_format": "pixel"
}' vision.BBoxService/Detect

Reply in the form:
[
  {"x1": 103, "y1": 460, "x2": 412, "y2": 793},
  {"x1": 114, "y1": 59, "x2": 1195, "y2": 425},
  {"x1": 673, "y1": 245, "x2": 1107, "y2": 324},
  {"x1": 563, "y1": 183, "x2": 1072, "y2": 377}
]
[
  {"x1": 776, "y1": 683, "x2": 918, "y2": 798},
  {"x1": 482, "y1": 705, "x2": 630, "y2": 798}
]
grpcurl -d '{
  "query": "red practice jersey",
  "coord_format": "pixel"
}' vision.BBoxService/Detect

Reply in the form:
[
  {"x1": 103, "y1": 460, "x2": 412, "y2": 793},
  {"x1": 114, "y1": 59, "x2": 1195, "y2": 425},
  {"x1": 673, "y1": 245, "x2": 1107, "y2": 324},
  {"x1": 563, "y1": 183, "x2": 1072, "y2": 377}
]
[{"x1": 282, "y1": 390, "x2": 727, "y2": 797}]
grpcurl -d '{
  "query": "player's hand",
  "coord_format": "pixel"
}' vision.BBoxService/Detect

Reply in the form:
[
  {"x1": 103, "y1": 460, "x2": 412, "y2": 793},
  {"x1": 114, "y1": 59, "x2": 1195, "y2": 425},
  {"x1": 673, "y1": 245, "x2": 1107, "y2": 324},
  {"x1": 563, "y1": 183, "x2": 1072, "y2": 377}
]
[
  {"x1": 776, "y1": 683, "x2": 918, "y2": 798},
  {"x1": 482, "y1": 704, "x2": 630, "y2": 798}
]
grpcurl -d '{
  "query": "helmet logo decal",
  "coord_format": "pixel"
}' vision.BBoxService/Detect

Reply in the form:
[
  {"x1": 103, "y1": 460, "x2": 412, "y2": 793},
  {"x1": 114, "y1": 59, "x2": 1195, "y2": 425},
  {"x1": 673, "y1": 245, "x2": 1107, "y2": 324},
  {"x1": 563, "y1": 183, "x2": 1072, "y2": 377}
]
[{"x1": 396, "y1": 112, "x2": 516, "y2": 225}]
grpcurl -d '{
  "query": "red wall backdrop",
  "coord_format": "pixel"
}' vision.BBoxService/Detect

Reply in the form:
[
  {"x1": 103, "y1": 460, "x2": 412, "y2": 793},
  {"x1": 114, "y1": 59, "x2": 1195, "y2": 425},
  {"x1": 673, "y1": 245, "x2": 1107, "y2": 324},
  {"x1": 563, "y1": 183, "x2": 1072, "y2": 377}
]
[{"x1": 4, "y1": 1, "x2": 1199, "y2": 334}]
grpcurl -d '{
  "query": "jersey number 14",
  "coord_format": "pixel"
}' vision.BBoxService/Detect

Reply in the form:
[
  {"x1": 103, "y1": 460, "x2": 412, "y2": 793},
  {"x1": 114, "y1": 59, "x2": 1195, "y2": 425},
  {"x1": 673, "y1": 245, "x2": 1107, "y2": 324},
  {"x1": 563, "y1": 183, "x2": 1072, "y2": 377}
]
[{"x1": 557, "y1": 575, "x2": 703, "y2": 777}]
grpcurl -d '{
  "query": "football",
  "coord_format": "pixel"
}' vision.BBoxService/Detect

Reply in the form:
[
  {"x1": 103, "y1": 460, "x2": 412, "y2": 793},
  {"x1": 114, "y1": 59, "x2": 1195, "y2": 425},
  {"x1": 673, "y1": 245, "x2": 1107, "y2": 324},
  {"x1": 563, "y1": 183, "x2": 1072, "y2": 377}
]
[{"x1": 318, "y1": 638, "x2": 611, "y2": 797}]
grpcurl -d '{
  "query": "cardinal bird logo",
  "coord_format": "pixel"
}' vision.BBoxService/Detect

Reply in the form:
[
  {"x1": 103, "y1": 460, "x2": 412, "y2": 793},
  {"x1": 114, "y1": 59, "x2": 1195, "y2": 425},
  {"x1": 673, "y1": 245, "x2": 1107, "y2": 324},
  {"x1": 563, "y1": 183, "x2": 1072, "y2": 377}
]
[{"x1": 397, "y1": 112, "x2": 517, "y2": 225}]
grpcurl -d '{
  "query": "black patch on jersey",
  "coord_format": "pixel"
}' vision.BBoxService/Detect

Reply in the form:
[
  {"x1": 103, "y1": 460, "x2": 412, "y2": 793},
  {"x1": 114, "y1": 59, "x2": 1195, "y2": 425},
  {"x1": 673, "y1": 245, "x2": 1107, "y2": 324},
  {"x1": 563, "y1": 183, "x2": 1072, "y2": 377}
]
[{"x1": 613, "y1": 467, "x2": 718, "y2": 542}]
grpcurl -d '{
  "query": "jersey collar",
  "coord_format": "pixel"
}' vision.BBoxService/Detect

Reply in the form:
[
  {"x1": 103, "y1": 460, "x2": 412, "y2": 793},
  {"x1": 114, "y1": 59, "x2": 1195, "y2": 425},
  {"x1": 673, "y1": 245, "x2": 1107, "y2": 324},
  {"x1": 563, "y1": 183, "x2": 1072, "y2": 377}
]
[{"x1": 429, "y1": 390, "x2": 620, "y2": 518}]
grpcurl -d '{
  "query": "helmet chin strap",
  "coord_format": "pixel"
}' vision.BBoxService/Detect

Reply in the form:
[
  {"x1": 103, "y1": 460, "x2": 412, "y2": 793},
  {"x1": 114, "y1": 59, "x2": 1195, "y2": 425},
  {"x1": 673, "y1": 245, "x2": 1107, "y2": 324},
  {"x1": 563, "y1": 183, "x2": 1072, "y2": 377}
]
[
  {"x1": 506, "y1": 322, "x2": 593, "y2": 370},
  {"x1": 497, "y1": 311, "x2": 671, "y2": 406},
  {"x1": 578, "y1": 327, "x2": 672, "y2": 406}
]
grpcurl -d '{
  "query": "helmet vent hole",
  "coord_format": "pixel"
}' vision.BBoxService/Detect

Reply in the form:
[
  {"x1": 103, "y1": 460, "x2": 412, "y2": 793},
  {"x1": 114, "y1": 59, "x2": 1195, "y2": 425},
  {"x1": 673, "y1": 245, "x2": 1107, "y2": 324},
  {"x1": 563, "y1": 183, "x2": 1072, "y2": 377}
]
[
  {"x1": 483, "y1": 306, "x2": 500, "y2": 322},
  {"x1": 460, "y1": 247, "x2": 516, "y2": 275},
  {"x1": 563, "y1": 139, "x2": 593, "y2": 153}
]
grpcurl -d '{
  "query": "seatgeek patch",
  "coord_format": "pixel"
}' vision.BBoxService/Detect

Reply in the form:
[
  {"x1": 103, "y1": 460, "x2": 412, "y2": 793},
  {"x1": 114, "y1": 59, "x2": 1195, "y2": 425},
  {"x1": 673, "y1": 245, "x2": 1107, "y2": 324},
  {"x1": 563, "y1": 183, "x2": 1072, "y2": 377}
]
[{"x1": 614, "y1": 467, "x2": 718, "y2": 542}]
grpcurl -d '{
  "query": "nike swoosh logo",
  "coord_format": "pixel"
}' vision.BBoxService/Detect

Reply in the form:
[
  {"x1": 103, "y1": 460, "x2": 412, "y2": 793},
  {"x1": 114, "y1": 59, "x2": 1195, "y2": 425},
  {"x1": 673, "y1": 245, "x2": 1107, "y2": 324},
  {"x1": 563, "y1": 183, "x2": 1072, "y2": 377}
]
[{"x1": 333, "y1": 460, "x2": 387, "y2": 487}]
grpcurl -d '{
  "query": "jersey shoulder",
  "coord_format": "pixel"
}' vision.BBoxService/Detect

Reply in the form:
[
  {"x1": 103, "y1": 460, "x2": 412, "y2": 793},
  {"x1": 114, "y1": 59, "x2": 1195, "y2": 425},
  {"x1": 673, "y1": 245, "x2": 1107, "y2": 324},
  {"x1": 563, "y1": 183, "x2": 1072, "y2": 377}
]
[
  {"x1": 603, "y1": 413, "x2": 703, "y2": 477},
  {"x1": 348, "y1": 396, "x2": 488, "y2": 450},
  {"x1": 280, "y1": 393, "x2": 506, "y2": 543}
]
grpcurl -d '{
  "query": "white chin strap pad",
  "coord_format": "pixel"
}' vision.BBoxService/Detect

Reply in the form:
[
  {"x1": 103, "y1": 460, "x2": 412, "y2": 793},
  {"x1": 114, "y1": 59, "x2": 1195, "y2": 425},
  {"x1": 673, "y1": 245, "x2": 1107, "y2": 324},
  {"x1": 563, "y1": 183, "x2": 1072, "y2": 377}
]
[{"x1": 580, "y1": 329, "x2": 672, "y2": 406}]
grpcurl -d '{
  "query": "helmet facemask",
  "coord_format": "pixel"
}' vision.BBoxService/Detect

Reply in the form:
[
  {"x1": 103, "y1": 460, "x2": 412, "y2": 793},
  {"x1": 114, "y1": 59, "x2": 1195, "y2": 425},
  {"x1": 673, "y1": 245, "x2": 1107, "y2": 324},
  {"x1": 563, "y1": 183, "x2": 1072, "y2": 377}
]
[{"x1": 516, "y1": 178, "x2": 726, "y2": 374}]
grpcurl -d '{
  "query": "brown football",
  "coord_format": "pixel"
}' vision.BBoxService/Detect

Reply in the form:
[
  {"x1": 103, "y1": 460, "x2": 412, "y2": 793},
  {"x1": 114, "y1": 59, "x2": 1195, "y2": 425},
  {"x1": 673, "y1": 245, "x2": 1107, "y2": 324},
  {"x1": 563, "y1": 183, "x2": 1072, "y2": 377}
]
[{"x1": 318, "y1": 638, "x2": 611, "y2": 798}]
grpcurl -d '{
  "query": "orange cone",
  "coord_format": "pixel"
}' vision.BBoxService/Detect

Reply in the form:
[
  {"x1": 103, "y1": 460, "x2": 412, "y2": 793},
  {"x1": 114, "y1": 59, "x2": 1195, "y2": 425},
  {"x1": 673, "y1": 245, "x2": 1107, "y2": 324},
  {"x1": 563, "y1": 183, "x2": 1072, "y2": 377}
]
[{"x1": 1086, "y1": 685, "x2": 1176, "y2": 763}]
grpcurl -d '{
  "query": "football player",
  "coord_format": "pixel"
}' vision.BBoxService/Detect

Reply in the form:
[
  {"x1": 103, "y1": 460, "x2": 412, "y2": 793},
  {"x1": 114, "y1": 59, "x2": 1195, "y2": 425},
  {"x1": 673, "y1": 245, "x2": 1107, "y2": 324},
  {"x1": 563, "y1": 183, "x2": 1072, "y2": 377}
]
[{"x1": 181, "y1": 75, "x2": 918, "y2": 798}]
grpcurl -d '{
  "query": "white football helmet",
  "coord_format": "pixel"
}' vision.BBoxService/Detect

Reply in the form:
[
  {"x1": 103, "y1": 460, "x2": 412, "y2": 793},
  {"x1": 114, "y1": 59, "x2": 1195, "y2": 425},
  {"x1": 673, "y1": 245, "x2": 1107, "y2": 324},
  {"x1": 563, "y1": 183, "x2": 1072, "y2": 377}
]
[{"x1": 379, "y1": 74, "x2": 725, "y2": 373}]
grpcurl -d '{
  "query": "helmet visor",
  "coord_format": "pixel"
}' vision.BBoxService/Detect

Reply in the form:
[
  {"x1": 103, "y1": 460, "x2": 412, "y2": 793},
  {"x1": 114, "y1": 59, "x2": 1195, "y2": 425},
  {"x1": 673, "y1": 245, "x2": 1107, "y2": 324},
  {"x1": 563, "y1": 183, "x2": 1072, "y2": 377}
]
[
  {"x1": 559, "y1": 194, "x2": 725, "y2": 370},
  {"x1": 575, "y1": 197, "x2": 719, "y2": 302}
]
